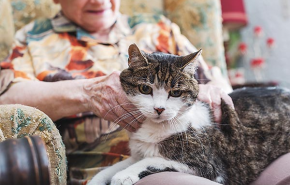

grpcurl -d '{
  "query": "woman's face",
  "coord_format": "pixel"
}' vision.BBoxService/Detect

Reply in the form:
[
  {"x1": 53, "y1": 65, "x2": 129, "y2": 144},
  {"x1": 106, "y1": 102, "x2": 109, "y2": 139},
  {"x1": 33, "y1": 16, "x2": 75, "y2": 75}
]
[{"x1": 54, "y1": 0, "x2": 120, "y2": 33}]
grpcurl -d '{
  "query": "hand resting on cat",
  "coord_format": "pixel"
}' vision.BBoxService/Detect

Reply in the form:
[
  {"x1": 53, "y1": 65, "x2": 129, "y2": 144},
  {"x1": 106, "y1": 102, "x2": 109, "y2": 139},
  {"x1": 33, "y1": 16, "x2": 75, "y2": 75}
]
[{"x1": 89, "y1": 44, "x2": 290, "y2": 185}]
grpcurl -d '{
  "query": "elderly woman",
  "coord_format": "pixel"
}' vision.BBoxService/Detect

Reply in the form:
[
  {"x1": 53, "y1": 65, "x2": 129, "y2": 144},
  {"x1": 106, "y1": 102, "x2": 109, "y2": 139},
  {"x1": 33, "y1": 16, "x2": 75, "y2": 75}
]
[{"x1": 1, "y1": 0, "x2": 289, "y2": 185}]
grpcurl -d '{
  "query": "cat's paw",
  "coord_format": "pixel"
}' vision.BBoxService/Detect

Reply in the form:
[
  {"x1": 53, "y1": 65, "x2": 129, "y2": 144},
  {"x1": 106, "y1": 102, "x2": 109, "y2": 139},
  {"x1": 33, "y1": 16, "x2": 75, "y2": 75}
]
[{"x1": 111, "y1": 171, "x2": 140, "y2": 185}]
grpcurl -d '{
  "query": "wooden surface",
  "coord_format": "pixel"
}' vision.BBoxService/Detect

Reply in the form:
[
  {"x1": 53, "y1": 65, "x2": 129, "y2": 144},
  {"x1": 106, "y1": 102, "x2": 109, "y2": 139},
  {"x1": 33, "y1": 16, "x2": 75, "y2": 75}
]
[{"x1": 0, "y1": 136, "x2": 50, "y2": 185}]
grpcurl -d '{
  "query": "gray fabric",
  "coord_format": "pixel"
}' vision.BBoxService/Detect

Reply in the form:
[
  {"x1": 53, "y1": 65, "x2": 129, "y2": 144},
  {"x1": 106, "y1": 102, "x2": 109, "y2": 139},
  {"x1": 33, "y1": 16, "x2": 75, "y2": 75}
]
[
  {"x1": 135, "y1": 172, "x2": 221, "y2": 185},
  {"x1": 251, "y1": 153, "x2": 290, "y2": 185},
  {"x1": 0, "y1": 69, "x2": 13, "y2": 95},
  {"x1": 135, "y1": 153, "x2": 290, "y2": 185}
]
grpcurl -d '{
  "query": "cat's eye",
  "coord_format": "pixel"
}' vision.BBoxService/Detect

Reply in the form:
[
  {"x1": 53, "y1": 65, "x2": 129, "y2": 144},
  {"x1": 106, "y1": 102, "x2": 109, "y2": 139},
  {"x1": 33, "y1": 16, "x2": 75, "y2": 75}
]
[
  {"x1": 139, "y1": 85, "x2": 152, "y2": 95},
  {"x1": 170, "y1": 90, "x2": 182, "y2": 97}
]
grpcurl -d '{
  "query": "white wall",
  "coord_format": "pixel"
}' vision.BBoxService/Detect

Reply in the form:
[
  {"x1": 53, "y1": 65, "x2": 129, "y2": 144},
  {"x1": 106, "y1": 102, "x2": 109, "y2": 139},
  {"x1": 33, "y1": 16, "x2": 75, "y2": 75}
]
[{"x1": 241, "y1": 0, "x2": 290, "y2": 88}]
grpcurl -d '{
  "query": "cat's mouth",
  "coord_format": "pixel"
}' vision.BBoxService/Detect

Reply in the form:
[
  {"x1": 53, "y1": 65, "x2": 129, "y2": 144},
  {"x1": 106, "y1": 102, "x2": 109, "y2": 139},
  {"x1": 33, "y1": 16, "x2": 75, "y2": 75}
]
[{"x1": 150, "y1": 114, "x2": 175, "y2": 123}]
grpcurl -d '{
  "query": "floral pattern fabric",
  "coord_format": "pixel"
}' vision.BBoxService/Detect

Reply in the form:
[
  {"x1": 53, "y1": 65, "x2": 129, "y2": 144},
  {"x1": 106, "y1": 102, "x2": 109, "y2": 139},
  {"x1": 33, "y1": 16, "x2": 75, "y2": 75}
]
[
  {"x1": 164, "y1": 0, "x2": 227, "y2": 76},
  {"x1": 10, "y1": 0, "x2": 61, "y2": 31},
  {"x1": 0, "y1": 0, "x2": 60, "y2": 61},
  {"x1": 120, "y1": 0, "x2": 164, "y2": 16}
]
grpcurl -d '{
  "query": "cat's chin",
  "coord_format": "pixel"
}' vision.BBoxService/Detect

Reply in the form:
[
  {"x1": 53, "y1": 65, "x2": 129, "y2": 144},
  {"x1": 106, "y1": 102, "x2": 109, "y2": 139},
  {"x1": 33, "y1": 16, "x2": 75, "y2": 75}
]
[
  {"x1": 150, "y1": 118, "x2": 165, "y2": 123},
  {"x1": 149, "y1": 116, "x2": 175, "y2": 124}
]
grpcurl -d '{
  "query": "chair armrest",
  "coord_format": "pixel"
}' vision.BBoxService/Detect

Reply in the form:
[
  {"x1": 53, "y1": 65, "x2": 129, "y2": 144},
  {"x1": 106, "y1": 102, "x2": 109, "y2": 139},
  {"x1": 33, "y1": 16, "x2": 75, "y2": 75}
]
[{"x1": 0, "y1": 104, "x2": 67, "y2": 185}]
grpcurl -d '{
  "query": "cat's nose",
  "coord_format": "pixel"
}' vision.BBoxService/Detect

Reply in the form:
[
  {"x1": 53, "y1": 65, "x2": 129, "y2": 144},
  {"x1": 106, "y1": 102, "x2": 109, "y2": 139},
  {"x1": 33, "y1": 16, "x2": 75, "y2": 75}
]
[{"x1": 154, "y1": 107, "x2": 165, "y2": 115}]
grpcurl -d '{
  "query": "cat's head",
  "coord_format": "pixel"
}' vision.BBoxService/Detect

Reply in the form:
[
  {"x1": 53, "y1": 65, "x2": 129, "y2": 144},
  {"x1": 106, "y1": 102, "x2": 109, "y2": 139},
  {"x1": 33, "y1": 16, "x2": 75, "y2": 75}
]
[{"x1": 120, "y1": 44, "x2": 201, "y2": 123}]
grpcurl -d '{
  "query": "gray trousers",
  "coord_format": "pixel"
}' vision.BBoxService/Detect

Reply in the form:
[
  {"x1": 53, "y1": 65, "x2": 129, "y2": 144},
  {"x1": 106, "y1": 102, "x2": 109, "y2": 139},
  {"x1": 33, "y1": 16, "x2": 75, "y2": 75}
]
[{"x1": 136, "y1": 153, "x2": 290, "y2": 185}]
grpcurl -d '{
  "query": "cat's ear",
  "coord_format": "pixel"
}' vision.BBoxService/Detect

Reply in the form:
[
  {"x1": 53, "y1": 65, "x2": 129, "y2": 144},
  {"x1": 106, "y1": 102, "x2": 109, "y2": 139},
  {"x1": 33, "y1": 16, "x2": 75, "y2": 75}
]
[
  {"x1": 177, "y1": 49, "x2": 202, "y2": 71},
  {"x1": 128, "y1": 44, "x2": 148, "y2": 68}
]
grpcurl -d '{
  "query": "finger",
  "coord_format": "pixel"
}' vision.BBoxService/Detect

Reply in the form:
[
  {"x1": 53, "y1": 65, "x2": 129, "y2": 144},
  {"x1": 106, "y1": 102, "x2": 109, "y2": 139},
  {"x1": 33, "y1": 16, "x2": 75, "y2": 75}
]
[
  {"x1": 116, "y1": 92, "x2": 145, "y2": 125},
  {"x1": 209, "y1": 87, "x2": 222, "y2": 108},
  {"x1": 197, "y1": 93, "x2": 211, "y2": 105},
  {"x1": 197, "y1": 87, "x2": 212, "y2": 107},
  {"x1": 121, "y1": 103, "x2": 145, "y2": 124},
  {"x1": 212, "y1": 103, "x2": 222, "y2": 123},
  {"x1": 109, "y1": 103, "x2": 142, "y2": 131},
  {"x1": 209, "y1": 87, "x2": 222, "y2": 123},
  {"x1": 117, "y1": 120, "x2": 136, "y2": 132},
  {"x1": 103, "y1": 107, "x2": 137, "y2": 132},
  {"x1": 221, "y1": 91, "x2": 235, "y2": 109}
]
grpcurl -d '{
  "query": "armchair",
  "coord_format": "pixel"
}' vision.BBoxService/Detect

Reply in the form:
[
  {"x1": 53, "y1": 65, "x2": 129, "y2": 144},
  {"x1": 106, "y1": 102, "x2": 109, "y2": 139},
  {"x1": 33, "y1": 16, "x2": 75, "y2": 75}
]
[{"x1": 0, "y1": 0, "x2": 228, "y2": 184}]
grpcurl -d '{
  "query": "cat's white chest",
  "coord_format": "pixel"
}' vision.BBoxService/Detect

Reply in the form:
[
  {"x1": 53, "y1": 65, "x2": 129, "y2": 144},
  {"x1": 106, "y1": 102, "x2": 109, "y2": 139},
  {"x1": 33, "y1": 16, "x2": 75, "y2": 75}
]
[
  {"x1": 129, "y1": 101, "x2": 211, "y2": 159},
  {"x1": 129, "y1": 120, "x2": 166, "y2": 158},
  {"x1": 129, "y1": 119, "x2": 189, "y2": 158},
  {"x1": 129, "y1": 139, "x2": 161, "y2": 158}
]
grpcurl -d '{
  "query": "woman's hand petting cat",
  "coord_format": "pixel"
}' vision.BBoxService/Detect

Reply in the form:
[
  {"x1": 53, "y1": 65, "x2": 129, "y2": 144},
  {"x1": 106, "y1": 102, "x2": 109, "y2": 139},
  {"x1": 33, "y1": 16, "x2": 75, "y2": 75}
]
[
  {"x1": 198, "y1": 84, "x2": 235, "y2": 123},
  {"x1": 83, "y1": 71, "x2": 145, "y2": 132}
]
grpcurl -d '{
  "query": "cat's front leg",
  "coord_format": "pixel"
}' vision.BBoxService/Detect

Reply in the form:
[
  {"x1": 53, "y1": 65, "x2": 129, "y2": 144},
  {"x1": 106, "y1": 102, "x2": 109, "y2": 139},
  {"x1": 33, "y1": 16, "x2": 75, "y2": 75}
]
[
  {"x1": 111, "y1": 157, "x2": 195, "y2": 185},
  {"x1": 88, "y1": 157, "x2": 137, "y2": 185}
]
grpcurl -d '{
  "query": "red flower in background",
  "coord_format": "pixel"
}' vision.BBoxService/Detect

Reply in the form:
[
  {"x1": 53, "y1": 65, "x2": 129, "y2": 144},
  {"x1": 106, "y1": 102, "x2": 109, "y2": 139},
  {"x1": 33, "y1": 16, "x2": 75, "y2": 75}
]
[
  {"x1": 238, "y1": 42, "x2": 247, "y2": 54},
  {"x1": 254, "y1": 26, "x2": 263, "y2": 37},
  {"x1": 267, "y1": 38, "x2": 275, "y2": 48},
  {"x1": 250, "y1": 58, "x2": 265, "y2": 68},
  {"x1": 235, "y1": 71, "x2": 243, "y2": 78}
]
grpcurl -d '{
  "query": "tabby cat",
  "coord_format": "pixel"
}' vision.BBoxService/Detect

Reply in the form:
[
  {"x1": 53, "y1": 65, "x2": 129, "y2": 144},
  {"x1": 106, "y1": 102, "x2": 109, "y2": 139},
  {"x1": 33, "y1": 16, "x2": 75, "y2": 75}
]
[{"x1": 89, "y1": 44, "x2": 290, "y2": 185}]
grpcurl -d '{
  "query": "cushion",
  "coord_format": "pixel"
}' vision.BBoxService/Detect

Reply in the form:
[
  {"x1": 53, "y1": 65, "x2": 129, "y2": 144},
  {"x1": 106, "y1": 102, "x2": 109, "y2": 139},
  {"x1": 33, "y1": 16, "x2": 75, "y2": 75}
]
[
  {"x1": 120, "y1": 0, "x2": 164, "y2": 16},
  {"x1": 0, "y1": 0, "x2": 61, "y2": 61},
  {"x1": 10, "y1": 0, "x2": 61, "y2": 31},
  {"x1": 164, "y1": 0, "x2": 228, "y2": 76},
  {"x1": 0, "y1": 0, "x2": 14, "y2": 61}
]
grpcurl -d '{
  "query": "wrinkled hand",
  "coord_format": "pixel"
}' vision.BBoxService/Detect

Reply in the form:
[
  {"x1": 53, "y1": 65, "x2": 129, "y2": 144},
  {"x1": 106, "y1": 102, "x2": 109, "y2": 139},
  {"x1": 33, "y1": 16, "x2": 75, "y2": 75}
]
[
  {"x1": 198, "y1": 84, "x2": 234, "y2": 123},
  {"x1": 83, "y1": 71, "x2": 144, "y2": 132}
]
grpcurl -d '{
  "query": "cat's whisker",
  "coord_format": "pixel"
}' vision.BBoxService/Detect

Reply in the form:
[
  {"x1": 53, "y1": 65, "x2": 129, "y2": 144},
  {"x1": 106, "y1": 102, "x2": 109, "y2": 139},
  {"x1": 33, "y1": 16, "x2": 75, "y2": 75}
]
[
  {"x1": 127, "y1": 113, "x2": 146, "y2": 128},
  {"x1": 113, "y1": 111, "x2": 143, "y2": 125},
  {"x1": 171, "y1": 118, "x2": 187, "y2": 162},
  {"x1": 102, "y1": 111, "x2": 145, "y2": 142},
  {"x1": 103, "y1": 102, "x2": 138, "y2": 120},
  {"x1": 119, "y1": 112, "x2": 146, "y2": 131},
  {"x1": 170, "y1": 119, "x2": 183, "y2": 152},
  {"x1": 162, "y1": 122, "x2": 166, "y2": 131},
  {"x1": 103, "y1": 116, "x2": 144, "y2": 142}
]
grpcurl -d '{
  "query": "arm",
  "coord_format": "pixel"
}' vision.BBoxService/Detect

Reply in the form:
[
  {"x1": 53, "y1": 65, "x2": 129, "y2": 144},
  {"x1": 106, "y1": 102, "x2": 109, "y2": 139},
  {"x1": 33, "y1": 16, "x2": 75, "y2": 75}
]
[
  {"x1": 0, "y1": 72, "x2": 143, "y2": 131},
  {"x1": 0, "y1": 79, "x2": 87, "y2": 121}
]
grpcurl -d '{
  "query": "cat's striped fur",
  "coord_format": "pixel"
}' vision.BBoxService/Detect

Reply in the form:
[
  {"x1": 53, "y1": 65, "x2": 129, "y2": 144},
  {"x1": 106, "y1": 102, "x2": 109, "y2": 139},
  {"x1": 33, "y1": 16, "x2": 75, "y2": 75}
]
[{"x1": 89, "y1": 44, "x2": 290, "y2": 185}]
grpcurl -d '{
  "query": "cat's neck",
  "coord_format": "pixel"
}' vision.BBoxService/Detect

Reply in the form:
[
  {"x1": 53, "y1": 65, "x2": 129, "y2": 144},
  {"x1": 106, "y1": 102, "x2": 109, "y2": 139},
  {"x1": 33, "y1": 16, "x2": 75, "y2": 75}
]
[{"x1": 130, "y1": 100, "x2": 212, "y2": 144}]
